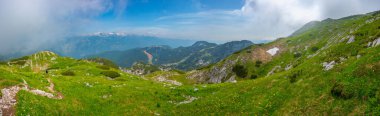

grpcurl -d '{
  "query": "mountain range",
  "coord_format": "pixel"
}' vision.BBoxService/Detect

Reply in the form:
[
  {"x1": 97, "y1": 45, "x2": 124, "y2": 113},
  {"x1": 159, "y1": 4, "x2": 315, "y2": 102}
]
[
  {"x1": 52, "y1": 34, "x2": 196, "y2": 58},
  {"x1": 87, "y1": 40, "x2": 253, "y2": 70}
]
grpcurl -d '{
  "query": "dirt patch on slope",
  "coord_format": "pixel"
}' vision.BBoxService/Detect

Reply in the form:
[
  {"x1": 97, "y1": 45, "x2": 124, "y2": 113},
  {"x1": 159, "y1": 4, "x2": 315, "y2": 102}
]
[{"x1": 143, "y1": 50, "x2": 153, "y2": 64}]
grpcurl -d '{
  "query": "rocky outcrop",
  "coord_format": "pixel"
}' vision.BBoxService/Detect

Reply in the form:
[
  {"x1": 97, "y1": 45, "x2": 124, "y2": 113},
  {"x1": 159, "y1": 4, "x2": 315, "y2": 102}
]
[
  {"x1": 123, "y1": 62, "x2": 160, "y2": 75},
  {"x1": 322, "y1": 61, "x2": 336, "y2": 71},
  {"x1": 187, "y1": 43, "x2": 284, "y2": 83},
  {"x1": 346, "y1": 36, "x2": 355, "y2": 44},
  {"x1": 266, "y1": 66, "x2": 281, "y2": 77},
  {"x1": 0, "y1": 86, "x2": 21, "y2": 116},
  {"x1": 176, "y1": 96, "x2": 198, "y2": 105},
  {"x1": 369, "y1": 37, "x2": 380, "y2": 47},
  {"x1": 0, "y1": 77, "x2": 64, "y2": 116},
  {"x1": 22, "y1": 79, "x2": 63, "y2": 100},
  {"x1": 187, "y1": 59, "x2": 238, "y2": 84},
  {"x1": 155, "y1": 74, "x2": 183, "y2": 86}
]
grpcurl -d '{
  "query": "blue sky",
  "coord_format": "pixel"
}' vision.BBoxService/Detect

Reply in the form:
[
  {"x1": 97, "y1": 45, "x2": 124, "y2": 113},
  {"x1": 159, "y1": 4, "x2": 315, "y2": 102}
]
[
  {"x1": 0, "y1": 0, "x2": 380, "y2": 54},
  {"x1": 100, "y1": 0, "x2": 244, "y2": 22}
]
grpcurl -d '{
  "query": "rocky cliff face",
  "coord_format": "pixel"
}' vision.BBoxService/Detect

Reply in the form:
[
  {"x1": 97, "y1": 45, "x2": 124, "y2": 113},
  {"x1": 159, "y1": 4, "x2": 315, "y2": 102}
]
[
  {"x1": 187, "y1": 58, "x2": 238, "y2": 83},
  {"x1": 123, "y1": 62, "x2": 161, "y2": 75}
]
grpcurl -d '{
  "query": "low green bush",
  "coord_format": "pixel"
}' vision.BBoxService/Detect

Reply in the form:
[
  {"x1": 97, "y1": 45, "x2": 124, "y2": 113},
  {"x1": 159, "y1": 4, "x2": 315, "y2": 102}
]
[
  {"x1": 250, "y1": 75, "x2": 258, "y2": 79},
  {"x1": 232, "y1": 64, "x2": 248, "y2": 78},
  {"x1": 311, "y1": 46, "x2": 319, "y2": 52},
  {"x1": 289, "y1": 74, "x2": 297, "y2": 83},
  {"x1": 85, "y1": 58, "x2": 118, "y2": 69},
  {"x1": 96, "y1": 65, "x2": 110, "y2": 70},
  {"x1": 353, "y1": 62, "x2": 380, "y2": 77},
  {"x1": 289, "y1": 70, "x2": 302, "y2": 83},
  {"x1": 293, "y1": 53, "x2": 302, "y2": 58},
  {"x1": 101, "y1": 71, "x2": 120, "y2": 78},
  {"x1": 255, "y1": 60, "x2": 262, "y2": 67},
  {"x1": 331, "y1": 83, "x2": 355, "y2": 99},
  {"x1": 61, "y1": 70, "x2": 75, "y2": 76}
]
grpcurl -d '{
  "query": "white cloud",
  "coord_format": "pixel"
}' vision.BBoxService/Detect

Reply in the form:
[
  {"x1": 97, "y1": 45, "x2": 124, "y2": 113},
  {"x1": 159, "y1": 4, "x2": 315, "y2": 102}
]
[
  {"x1": 0, "y1": 0, "x2": 112, "y2": 55},
  {"x1": 143, "y1": 0, "x2": 380, "y2": 42}
]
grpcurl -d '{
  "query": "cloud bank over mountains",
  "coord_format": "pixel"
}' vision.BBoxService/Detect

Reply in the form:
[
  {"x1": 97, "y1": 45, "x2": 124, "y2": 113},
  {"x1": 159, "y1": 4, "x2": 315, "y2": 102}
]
[{"x1": 0, "y1": 0, "x2": 112, "y2": 54}]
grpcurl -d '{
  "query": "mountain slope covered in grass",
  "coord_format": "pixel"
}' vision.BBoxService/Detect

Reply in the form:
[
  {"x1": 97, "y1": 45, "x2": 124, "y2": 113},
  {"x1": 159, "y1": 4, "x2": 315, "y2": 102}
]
[{"x1": 180, "y1": 10, "x2": 380, "y2": 114}]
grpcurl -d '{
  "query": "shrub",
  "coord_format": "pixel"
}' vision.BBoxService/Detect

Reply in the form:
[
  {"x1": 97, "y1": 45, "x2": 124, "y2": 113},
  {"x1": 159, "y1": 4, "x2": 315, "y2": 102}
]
[
  {"x1": 289, "y1": 70, "x2": 302, "y2": 83},
  {"x1": 293, "y1": 53, "x2": 302, "y2": 58},
  {"x1": 250, "y1": 75, "x2": 258, "y2": 79},
  {"x1": 255, "y1": 60, "x2": 262, "y2": 67},
  {"x1": 289, "y1": 74, "x2": 297, "y2": 83},
  {"x1": 10, "y1": 56, "x2": 29, "y2": 62},
  {"x1": 232, "y1": 64, "x2": 248, "y2": 78},
  {"x1": 101, "y1": 71, "x2": 120, "y2": 78},
  {"x1": 355, "y1": 33, "x2": 364, "y2": 36},
  {"x1": 96, "y1": 65, "x2": 110, "y2": 70},
  {"x1": 311, "y1": 46, "x2": 319, "y2": 52},
  {"x1": 331, "y1": 83, "x2": 354, "y2": 99},
  {"x1": 85, "y1": 58, "x2": 118, "y2": 69},
  {"x1": 61, "y1": 70, "x2": 75, "y2": 76},
  {"x1": 353, "y1": 62, "x2": 380, "y2": 77}
]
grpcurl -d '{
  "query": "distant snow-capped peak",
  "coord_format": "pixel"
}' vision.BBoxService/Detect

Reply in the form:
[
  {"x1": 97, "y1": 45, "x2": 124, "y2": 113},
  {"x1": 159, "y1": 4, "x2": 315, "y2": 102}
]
[{"x1": 86, "y1": 32, "x2": 128, "y2": 37}]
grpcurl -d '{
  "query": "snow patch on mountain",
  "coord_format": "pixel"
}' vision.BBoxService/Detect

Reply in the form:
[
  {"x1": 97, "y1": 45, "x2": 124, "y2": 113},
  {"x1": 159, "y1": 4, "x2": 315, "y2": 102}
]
[{"x1": 266, "y1": 47, "x2": 280, "y2": 56}]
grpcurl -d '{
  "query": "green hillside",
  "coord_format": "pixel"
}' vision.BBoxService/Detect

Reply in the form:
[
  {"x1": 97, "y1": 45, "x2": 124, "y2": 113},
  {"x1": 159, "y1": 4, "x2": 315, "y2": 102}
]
[
  {"x1": 184, "y1": 11, "x2": 380, "y2": 114},
  {"x1": 0, "y1": 11, "x2": 380, "y2": 115}
]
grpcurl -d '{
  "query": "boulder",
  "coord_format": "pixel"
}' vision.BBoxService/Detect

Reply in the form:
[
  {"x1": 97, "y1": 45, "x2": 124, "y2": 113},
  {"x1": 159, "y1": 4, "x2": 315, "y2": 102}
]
[
  {"x1": 346, "y1": 36, "x2": 355, "y2": 44},
  {"x1": 323, "y1": 61, "x2": 336, "y2": 71}
]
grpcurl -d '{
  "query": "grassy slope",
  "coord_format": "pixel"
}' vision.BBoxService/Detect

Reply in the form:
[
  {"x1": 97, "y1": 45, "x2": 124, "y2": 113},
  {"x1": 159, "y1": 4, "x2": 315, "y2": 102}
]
[
  {"x1": 173, "y1": 11, "x2": 380, "y2": 115},
  {"x1": 0, "y1": 11, "x2": 379, "y2": 115},
  {"x1": 0, "y1": 52, "x2": 198, "y2": 115}
]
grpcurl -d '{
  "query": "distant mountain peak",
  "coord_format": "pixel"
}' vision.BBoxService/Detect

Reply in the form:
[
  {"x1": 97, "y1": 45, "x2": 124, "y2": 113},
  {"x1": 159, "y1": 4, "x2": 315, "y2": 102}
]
[
  {"x1": 223, "y1": 40, "x2": 253, "y2": 45},
  {"x1": 192, "y1": 41, "x2": 217, "y2": 47},
  {"x1": 33, "y1": 51, "x2": 58, "y2": 57},
  {"x1": 290, "y1": 21, "x2": 320, "y2": 37},
  {"x1": 85, "y1": 32, "x2": 128, "y2": 37}
]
